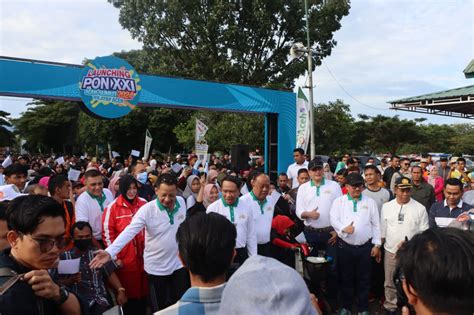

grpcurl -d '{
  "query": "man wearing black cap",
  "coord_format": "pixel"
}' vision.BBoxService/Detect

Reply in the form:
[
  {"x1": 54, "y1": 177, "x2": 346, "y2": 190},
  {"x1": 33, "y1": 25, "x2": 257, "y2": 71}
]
[
  {"x1": 380, "y1": 176, "x2": 429, "y2": 315},
  {"x1": 296, "y1": 158, "x2": 342, "y2": 308},
  {"x1": 330, "y1": 172, "x2": 381, "y2": 315}
]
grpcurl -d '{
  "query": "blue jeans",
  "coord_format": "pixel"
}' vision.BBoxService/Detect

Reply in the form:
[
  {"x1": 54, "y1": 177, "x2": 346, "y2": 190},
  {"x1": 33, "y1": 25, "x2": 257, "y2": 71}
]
[{"x1": 303, "y1": 228, "x2": 338, "y2": 306}]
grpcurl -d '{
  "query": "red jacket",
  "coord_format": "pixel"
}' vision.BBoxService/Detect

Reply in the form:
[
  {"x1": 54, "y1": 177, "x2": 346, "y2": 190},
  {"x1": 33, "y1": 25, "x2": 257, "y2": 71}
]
[{"x1": 102, "y1": 195, "x2": 147, "y2": 271}]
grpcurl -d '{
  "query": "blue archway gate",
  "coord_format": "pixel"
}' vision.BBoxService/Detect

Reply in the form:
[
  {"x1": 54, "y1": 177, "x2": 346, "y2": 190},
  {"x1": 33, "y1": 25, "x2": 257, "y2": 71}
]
[{"x1": 0, "y1": 56, "x2": 296, "y2": 178}]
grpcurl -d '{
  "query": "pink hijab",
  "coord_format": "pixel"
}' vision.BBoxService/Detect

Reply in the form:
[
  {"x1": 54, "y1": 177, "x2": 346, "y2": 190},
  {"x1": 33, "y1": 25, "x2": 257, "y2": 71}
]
[
  {"x1": 207, "y1": 170, "x2": 219, "y2": 184},
  {"x1": 203, "y1": 184, "x2": 217, "y2": 208},
  {"x1": 108, "y1": 176, "x2": 120, "y2": 197}
]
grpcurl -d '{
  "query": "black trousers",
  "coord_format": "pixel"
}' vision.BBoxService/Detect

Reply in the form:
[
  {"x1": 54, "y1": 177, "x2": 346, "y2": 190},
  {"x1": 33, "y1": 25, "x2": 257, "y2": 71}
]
[
  {"x1": 338, "y1": 239, "x2": 372, "y2": 312},
  {"x1": 371, "y1": 249, "x2": 385, "y2": 299},
  {"x1": 148, "y1": 268, "x2": 190, "y2": 312},
  {"x1": 122, "y1": 298, "x2": 147, "y2": 315},
  {"x1": 257, "y1": 242, "x2": 271, "y2": 257}
]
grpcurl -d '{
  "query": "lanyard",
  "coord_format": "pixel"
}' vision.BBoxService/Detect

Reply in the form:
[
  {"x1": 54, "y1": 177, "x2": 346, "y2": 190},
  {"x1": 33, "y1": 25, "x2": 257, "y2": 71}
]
[
  {"x1": 87, "y1": 191, "x2": 106, "y2": 212},
  {"x1": 156, "y1": 199, "x2": 180, "y2": 225},
  {"x1": 250, "y1": 191, "x2": 267, "y2": 214},
  {"x1": 310, "y1": 178, "x2": 326, "y2": 197},
  {"x1": 347, "y1": 194, "x2": 361, "y2": 213},
  {"x1": 221, "y1": 197, "x2": 239, "y2": 223}
]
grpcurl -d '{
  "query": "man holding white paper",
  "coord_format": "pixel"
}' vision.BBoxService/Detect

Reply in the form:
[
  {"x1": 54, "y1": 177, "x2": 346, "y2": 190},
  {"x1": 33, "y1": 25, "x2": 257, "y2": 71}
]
[
  {"x1": 428, "y1": 178, "x2": 473, "y2": 228},
  {"x1": 52, "y1": 221, "x2": 126, "y2": 315}
]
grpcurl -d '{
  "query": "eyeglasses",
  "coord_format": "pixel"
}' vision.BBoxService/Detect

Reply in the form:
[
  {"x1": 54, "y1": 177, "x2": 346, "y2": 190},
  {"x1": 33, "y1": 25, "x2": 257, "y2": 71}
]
[{"x1": 22, "y1": 234, "x2": 69, "y2": 253}]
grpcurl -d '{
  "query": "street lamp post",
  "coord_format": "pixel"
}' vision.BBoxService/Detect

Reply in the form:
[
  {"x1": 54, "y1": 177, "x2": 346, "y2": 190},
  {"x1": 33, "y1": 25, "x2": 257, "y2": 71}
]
[{"x1": 304, "y1": 0, "x2": 316, "y2": 159}]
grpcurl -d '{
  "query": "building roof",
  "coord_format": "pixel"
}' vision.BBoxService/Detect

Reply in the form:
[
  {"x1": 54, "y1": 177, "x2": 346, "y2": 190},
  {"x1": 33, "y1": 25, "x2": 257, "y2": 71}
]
[
  {"x1": 388, "y1": 85, "x2": 474, "y2": 119},
  {"x1": 464, "y1": 59, "x2": 474, "y2": 79},
  {"x1": 389, "y1": 85, "x2": 474, "y2": 103}
]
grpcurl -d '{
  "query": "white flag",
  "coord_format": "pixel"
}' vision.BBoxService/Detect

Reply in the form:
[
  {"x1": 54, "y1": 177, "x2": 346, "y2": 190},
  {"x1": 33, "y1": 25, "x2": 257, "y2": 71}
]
[
  {"x1": 296, "y1": 87, "x2": 310, "y2": 153},
  {"x1": 144, "y1": 129, "x2": 153, "y2": 160}
]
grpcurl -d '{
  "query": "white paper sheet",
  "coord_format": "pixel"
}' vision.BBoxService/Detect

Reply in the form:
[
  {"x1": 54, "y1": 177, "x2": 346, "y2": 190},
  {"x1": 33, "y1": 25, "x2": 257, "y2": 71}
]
[
  {"x1": 295, "y1": 232, "x2": 307, "y2": 244},
  {"x1": 112, "y1": 151, "x2": 120, "y2": 158},
  {"x1": 58, "y1": 258, "x2": 81, "y2": 274},
  {"x1": 435, "y1": 217, "x2": 455, "y2": 227},
  {"x1": 171, "y1": 163, "x2": 183, "y2": 173},
  {"x1": 55, "y1": 157, "x2": 65, "y2": 165},
  {"x1": 68, "y1": 169, "x2": 81, "y2": 182},
  {"x1": 1, "y1": 156, "x2": 12, "y2": 168},
  {"x1": 131, "y1": 150, "x2": 140, "y2": 157}
]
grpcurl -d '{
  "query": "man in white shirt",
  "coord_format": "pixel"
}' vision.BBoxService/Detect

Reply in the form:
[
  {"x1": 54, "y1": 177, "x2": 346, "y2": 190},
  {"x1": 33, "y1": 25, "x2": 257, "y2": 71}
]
[
  {"x1": 286, "y1": 148, "x2": 309, "y2": 189},
  {"x1": 296, "y1": 158, "x2": 341, "y2": 309},
  {"x1": 207, "y1": 175, "x2": 257, "y2": 265},
  {"x1": 330, "y1": 173, "x2": 381, "y2": 315},
  {"x1": 75, "y1": 169, "x2": 114, "y2": 248},
  {"x1": 380, "y1": 176, "x2": 429, "y2": 315},
  {"x1": 90, "y1": 173, "x2": 190, "y2": 312},
  {"x1": 240, "y1": 173, "x2": 273, "y2": 256}
]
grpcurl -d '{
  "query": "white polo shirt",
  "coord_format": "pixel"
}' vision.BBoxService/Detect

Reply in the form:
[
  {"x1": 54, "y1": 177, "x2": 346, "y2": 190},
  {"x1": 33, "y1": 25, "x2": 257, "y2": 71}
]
[
  {"x1": 381, "y1": 198, "x2": 429, "y2": 254},
  {"x1": 75, "y1": 188, "x2": 114, "y2": 240},
  {"x1": 207, "y1": 197, "x2": 257, "y2": 256},
  {"x1": 330, "y1": 194, "x2": 381, "y2": 246},
  {"x1": 240, "y1": 191, "x2": 274, "y2": 244},
  {"x1": 286, "y1": 161, "x2": 309, "y2": 188},
  {"x1": 105, "y1": 197, "x2": 186, "y2": 276},
  {"x1": 296, "y1": 178, "x2": 342, "y2": 228}
]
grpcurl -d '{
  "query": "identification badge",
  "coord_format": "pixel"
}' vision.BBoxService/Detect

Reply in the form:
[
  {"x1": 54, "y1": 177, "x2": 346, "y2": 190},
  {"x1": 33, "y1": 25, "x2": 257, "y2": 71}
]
[{"x1": 398, "y1": 213, "x2": 405, "y2": 222}]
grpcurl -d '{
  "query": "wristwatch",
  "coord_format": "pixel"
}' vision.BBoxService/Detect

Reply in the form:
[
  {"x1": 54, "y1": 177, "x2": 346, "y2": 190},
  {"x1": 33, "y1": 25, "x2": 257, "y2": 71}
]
[{"x1": 55, "y1": 285, "x2": 69, "y2": 305}]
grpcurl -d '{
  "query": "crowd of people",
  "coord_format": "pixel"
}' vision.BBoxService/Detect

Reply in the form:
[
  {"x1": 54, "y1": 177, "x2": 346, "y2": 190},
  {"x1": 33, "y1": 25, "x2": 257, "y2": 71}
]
[{"x1": 0, "y1": 149, "x2": 472, "y2": 315}]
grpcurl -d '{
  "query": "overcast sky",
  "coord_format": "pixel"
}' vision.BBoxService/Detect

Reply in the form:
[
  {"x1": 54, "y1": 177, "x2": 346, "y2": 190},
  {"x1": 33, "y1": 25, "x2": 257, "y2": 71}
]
[{"x1": 1, "y1": 0, "x2": 473, "y2": 124}]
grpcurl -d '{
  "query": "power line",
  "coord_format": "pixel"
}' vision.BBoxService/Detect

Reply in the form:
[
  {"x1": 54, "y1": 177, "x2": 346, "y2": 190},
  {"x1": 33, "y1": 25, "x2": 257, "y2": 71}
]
[{"x1": 323, "y1": 62, "x2": 391, "y2": 111}]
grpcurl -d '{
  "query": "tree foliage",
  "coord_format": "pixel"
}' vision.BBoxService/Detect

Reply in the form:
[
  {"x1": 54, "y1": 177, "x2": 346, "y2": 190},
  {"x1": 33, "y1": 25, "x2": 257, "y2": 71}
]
[
  {"x1": 173, "y1": 111, "x2": 264, "y2": 152},
  {"x1": 0, "y1": 110, "x2": 15, "y2": 147},
  {"x1": 111, "y1": 0, "x2": 350, "y2": 89},
  {"x1": 313, "y1": 99, "x2": 354, "y2": 155},
  {"x1": 12, "y1": 100, "x2": 80, "y2": 152}
]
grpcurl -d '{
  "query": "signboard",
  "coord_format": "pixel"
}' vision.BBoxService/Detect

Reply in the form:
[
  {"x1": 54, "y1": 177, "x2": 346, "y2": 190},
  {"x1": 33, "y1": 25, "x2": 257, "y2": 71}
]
[{"x1": 79, "y1": 56, "x2": 142, "y2": 119}]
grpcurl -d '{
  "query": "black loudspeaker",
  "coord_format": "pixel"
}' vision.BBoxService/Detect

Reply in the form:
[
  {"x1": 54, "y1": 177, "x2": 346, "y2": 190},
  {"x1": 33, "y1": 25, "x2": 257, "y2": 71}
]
[{"x1": 231, "y1": 144, "x2": 249, "y2": 171}]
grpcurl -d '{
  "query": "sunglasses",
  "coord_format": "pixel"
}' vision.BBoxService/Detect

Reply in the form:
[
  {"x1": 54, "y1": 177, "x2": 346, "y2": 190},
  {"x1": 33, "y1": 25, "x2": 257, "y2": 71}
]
[{"x1": 22, "y1": 233, "x2": 69, "y2": 253}]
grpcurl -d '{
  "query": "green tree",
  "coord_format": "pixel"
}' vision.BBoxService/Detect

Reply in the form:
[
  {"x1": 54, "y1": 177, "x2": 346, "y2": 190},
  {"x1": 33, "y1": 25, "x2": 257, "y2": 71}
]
[
  {"x1": 313, "y1": 99, "x2": 355, "y2": 155},
  {"x1": 12, "y1": 100, "x2": 80, "y2": 152},
  {"x1": 0, "y1": 111, "x2": 15, "y2": 147},
  {"x1": 361, "y1": 115, "x2": 422, "y2": 155},
  {"x1": 111, "y1": 0, "x2": 350, "y2": 89},
  {"x1": 450, "y1": 123, "x2": 474, "y2": 155},
  {"x1": 173, "y1": 111, "x2": 264, "y2": 152}
]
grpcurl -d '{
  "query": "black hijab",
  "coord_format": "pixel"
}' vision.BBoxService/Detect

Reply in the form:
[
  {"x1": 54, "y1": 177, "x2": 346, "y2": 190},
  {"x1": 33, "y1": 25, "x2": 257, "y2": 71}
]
[{"x1": 119, "y1": 175, "x2": 138, "y2": 204}]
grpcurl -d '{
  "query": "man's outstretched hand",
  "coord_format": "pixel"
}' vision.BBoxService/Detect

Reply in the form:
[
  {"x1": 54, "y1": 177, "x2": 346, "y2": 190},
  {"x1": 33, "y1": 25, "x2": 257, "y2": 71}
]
[{"x1": 89, "y1": 250, "x2": 111, "y2": 269}]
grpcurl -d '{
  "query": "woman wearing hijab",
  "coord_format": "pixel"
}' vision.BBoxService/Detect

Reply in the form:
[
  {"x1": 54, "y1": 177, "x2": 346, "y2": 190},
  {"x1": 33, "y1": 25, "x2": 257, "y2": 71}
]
[
  {"x1": 187, "y1": 176, "x2": 220, "y2": 217},
  {"x1": 102, "y1": 175, "x2": 148, "y2": 315},
  {"x1": 206, "y1": 169, "x2": 219, "y2": 185},
  {"x1": 270, "y1": 215, "x2": 310, "y2": 268},
  {"x1": 424, "y1": 165, "x2": 444, "y2": 202},
  {"x1": 183, "y1": 175, "x2": 200, "y2": 209},
  {"x1": 108, "y1": 176, "x2": 121, "y2": 198}
]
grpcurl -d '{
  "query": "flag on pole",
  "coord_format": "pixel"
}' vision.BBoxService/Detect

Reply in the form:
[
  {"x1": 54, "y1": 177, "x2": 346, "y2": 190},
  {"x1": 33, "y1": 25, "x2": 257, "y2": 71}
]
[
  {"x1": 107, "y1": 143, "x2": 112, "y2": 161},
  {"x1": 296, "y1": 87, "x2": 310, "y2": 153},
  {"x1": 144, "y1": 129, "x2": 153, "y2": 160},
  {"x1": 195, "y1": 119, "x2": 209, "y2": 164}
]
